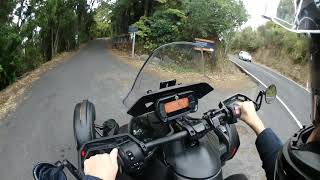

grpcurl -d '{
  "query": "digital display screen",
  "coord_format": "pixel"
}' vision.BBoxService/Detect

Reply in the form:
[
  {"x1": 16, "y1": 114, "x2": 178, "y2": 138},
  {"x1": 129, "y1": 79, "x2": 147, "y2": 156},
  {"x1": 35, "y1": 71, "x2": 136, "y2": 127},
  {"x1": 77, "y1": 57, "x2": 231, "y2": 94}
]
[{"x1": 164, "y1": 98, "x2": 189, "y2": 113}]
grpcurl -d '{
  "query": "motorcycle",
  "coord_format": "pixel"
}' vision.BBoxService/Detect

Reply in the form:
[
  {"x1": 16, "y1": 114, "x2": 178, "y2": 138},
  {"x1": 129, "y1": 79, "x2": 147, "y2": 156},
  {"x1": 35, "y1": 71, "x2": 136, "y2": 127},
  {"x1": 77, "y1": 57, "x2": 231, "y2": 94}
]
[{"x1": 33, "y1": 42, "x2": 277, "y2": 180}]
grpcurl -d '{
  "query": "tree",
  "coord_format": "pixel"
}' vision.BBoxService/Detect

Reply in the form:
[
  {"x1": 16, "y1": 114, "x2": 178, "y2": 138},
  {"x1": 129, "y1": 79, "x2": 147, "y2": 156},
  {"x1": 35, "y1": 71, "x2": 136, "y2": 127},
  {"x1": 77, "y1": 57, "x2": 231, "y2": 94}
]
[
  {"x1": 231, "y1": 21, "x2": 309, "y2": 64},
  {"x1": 91, "y1": 1, "x2": 112, "y2": 38},
  {"x1": 182, "y1": 0, "x2": 248, "y2": 41},
  {"x1": 0, "y1": 25, "x2": 23, "y2": 89},
  {"x1": 134, "y1": 8, "x2": 186, "y2": 51},
  {"x1": 0, "y1": 0, "x2": 96, "y2": 89}
]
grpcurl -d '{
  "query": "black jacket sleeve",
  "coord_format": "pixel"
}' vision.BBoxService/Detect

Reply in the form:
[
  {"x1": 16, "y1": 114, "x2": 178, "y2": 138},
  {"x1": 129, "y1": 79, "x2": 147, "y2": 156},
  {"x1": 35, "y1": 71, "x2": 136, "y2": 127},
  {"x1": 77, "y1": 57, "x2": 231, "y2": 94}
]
[
  {"x1": 82, "y1": 175, "x2": 102, "y2": 180},
  {"x1": 255, "y1": 128, "x2": 283, "y2": 180}
]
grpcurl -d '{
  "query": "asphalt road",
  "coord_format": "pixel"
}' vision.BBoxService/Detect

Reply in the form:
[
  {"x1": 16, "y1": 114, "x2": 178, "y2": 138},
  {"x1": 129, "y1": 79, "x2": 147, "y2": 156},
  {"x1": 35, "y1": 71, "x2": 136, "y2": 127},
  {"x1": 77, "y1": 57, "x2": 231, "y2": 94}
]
[
  {"x1": 230, "y1": 55, "x2": 310, "y2": 131},
  {"x1": 0, "y1": 39, "x2": 302, "y2": 179},
  {"x1": 0, "y1": 40, "x2": 136, "y2": 179}
]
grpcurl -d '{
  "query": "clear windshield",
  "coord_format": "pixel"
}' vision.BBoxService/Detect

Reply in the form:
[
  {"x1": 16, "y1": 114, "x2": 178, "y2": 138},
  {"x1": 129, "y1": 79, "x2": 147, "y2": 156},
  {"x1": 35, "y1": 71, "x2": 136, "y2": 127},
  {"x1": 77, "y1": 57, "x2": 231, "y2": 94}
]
[{"x1": 123, "y1": 42, "x2": 214, "y2": 109}]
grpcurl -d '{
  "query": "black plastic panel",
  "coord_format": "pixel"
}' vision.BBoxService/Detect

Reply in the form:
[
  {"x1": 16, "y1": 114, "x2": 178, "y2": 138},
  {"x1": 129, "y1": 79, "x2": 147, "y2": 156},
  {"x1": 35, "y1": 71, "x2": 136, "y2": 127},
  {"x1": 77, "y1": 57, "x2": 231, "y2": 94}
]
[
  {"x1": 127, "y1": 82, "x2": 213, "y2": 117},
  {"x1": 164, "y1": 136, "x2": 222, "y2": 179}
]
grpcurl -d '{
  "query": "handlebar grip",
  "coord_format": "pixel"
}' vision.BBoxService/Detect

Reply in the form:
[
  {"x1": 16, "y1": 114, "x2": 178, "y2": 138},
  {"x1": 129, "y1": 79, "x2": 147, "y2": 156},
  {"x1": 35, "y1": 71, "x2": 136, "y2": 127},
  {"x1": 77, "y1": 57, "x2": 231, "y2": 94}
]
[
  {"x1": 233, "y1": 105, "x2": 241, "y2": 118},
  {"x1": 225, "y1": 104, "x2": 241, "y2": 124},
  {"x1": 117, "y1": 141, "x2": 145, "y2": 174}
]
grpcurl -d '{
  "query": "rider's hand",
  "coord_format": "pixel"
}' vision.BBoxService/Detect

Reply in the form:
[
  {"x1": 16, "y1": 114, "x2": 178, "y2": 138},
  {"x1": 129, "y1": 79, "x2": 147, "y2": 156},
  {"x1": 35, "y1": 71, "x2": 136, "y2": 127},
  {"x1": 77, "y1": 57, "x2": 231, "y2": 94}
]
[
  {"x1": 237, "y1": 101, "x2": 265, "y2": 135},
  {"x1": 84, "y1": 148, "x2": 118, "y2": 180}
]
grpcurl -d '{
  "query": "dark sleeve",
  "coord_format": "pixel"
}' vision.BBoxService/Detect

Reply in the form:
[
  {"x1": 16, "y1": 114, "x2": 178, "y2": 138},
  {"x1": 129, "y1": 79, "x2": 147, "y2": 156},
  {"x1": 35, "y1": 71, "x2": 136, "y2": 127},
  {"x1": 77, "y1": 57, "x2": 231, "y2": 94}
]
[
  {"x1": 255, "y1": 128, "x2": 283, "y2": 180},
  {"x1": 82, "y1": 175, "x2": 102, "y2": 180}
]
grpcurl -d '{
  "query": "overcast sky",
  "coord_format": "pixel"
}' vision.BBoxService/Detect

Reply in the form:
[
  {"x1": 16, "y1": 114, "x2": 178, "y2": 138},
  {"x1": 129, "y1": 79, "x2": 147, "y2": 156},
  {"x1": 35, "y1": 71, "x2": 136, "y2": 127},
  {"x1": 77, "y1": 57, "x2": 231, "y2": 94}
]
[
  {"x1": 242, "y1": 0, "x2": 282, "y2": 29},
  {"x1": 91, "y1": 0, "x2": 274, "y2": 29},
  {"x1": 242, "y1": 0, "x2": 270, "y2": 28},
  {"x1": 14, "y1": 0, "x2": 277, "y2": 30}
]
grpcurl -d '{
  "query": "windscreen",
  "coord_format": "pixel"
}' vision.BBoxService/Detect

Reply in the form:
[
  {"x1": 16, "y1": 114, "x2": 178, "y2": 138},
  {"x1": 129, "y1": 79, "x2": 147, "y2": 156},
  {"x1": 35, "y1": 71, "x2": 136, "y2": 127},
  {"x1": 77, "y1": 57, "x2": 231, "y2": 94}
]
[
  {"x1": 265, "y1": 0, "x2": 320, "y2": 33},
  {"x1": 123, "y1": 42, "x2": 214, "y2": 109}
]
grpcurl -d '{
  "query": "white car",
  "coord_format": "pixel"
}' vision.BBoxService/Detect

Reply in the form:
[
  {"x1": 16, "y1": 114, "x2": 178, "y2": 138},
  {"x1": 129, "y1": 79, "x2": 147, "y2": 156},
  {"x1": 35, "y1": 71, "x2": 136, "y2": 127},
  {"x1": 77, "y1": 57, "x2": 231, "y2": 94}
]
[{"x1": 238, "y1": 51, "x2": 252, "y2": 62}]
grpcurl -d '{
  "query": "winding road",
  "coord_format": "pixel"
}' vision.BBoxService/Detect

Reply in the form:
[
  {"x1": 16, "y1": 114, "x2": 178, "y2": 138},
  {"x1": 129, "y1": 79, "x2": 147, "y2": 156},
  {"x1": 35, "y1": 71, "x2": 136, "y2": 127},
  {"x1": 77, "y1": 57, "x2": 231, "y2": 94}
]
[
  {"x1": 230, "y1": 55, "x2": 310, "y2": 132},
  {"x1": 0, "y1": 39, "x2": 309, "y2": 179},
  {"x1": 0, "y1": 40, "x2": 136, "y2": 179}
]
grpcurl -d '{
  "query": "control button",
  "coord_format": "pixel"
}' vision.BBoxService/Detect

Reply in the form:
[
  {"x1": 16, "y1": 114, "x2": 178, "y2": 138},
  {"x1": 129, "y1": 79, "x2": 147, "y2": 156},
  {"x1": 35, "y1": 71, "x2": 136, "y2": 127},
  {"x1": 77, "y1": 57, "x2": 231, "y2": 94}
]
[
  {"x1": 126, "y1": 151, "x2": 135, "y2": 161},
  {"x1": 133, "y1": 162, "x2": 139, "y2": 167}
]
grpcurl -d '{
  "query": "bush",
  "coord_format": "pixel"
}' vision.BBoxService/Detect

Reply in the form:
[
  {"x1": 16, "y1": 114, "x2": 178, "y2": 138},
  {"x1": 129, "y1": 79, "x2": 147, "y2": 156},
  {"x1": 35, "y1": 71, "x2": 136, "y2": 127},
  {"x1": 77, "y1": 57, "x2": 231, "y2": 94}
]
[
  {"x1": 134, "y1": 8, "x2": 186, "y2": 51},
  {"x1": 231, "y1": 27, "x2": 262, "y2": 52},
  {"x1": 0, "y1": 25, "x2": 23, "y2": 89},
  {"x1": 231, "y1": 22, "x2": 309, "y2": 65}
]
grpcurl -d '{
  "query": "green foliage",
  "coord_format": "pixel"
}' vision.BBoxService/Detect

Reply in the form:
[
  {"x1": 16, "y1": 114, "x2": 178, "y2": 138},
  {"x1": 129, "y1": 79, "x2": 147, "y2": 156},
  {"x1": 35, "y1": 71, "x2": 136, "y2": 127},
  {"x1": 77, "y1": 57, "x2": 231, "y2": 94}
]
[
  {"x1": 90, "y1": 2, "x2": 111, "y2": 38},
  {"x1": 0, "y1": 1, "x2": 15, "y2": 23},
  {"x1": 0, "y1": 25, "x2": 23, "y2": 89},
  {"x1": 231, "y1": 22, "x2": 309, "y2": 64},
  {"x1": 0, "y1": 0, "x2": 96, "y2": 89},
  {"x1": 134, "y1": 8, "x2": 186, "y2": 51},
  {"x1": 231, "y1": 27, "x2": 263, "y2": 52},
  {"x1": 0, "y1": 0, "x2": 250, "y2": 89},
  {"x1": 115, "y1": 0, "x2": 248, "y2": 52},
  {"x1": 182, "y1": 0, "x2": 248, "y2": 40}
]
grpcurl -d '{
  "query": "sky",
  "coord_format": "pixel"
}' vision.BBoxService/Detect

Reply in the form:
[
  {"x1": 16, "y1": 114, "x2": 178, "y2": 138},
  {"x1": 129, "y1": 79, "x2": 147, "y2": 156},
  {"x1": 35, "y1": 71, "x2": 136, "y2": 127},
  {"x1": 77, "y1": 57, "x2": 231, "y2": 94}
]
[
  {"x1": 241, "y1": 0, "x2": 281, "y2": 29},
  {"x1": 90, "y1": 0, "x2": 275, "y2": 29},
  {"x1": 13, "y1": 0, "x2": 278, "y2": 30},
  {"x1": 242, "y1": 0, "x2": 270, "y2": 29}
]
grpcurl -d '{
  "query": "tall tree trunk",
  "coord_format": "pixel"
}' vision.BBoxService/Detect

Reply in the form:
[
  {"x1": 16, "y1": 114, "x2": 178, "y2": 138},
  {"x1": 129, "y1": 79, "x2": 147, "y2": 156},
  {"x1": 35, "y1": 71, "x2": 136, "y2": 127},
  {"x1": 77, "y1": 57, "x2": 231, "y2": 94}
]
[
  {"x1": 51, "y1": 27, "x2": 54, "y2": 58},
  {"x1": 143, "y1": 0, "x2": 149, "y2": 16},
  {"x1": 16, "y1": 0, "x2": 25, "y2": 29},
  {"x1": 54, "y1": 21, "x2": 60, "y2": 55}
]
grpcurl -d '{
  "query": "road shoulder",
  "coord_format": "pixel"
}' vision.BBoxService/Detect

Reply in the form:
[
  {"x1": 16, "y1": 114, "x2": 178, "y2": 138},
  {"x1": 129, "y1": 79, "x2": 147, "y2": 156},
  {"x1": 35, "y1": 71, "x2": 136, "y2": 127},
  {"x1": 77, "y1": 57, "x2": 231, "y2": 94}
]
[
  {"x1": 109, "y1": 48, "x2": 258, "y2": 93},
  {"x1": 0, "y1": 44, "x2": 86, "y2": 122}
]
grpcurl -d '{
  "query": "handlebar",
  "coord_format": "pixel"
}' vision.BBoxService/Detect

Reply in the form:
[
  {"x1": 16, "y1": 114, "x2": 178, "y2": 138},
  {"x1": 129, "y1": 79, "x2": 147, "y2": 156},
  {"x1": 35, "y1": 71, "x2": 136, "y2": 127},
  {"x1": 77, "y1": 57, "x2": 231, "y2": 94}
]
[
  {"x1": 145, "y1": 130, "x2": 188, "y2": 150},
  {"x1": 80, "y1": 95, "x2": 252, "y2": 174},
  {"x1": 35, "y1": 89, "x2": 272, "y2": 179}
]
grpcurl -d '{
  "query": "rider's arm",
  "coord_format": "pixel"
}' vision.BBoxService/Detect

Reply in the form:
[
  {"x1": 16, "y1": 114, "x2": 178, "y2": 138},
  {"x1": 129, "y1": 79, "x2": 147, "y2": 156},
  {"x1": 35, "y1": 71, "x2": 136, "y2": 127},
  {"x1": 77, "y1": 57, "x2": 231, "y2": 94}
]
[
  {"x1": 255, "y1": 128, "x2": 282, "y2": 180},
  {"x1": 238, "y1": 101, "x2": 282, "y2": 180},
  {"x1": 83, "y1": 149, "x2": 118, "y2": 180}
]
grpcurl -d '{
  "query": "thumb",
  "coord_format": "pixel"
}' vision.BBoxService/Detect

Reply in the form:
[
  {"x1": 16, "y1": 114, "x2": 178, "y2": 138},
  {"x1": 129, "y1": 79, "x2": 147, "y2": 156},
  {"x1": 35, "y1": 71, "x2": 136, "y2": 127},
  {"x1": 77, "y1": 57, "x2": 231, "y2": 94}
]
[{"x1": 110, "y1": 148, "x2": 118, "y2": 166}]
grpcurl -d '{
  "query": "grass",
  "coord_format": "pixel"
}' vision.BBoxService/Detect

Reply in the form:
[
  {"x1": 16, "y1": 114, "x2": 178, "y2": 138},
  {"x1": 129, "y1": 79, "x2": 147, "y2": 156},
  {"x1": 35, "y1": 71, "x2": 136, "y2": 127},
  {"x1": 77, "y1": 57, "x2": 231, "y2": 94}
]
[
  {"x1": 252, "y1": 48, "x2": 309, "y2": 87},
  {"x1": 160, "y1": 61, "x2": 199, "y2": 73},
  {"x1": 110, "y1": 44, "x2": 256, "y2": 92}
]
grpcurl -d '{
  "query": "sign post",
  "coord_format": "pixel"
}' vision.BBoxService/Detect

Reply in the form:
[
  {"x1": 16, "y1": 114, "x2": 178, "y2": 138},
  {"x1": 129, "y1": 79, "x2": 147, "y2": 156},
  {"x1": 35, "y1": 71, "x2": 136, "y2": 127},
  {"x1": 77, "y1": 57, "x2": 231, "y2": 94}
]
[
  {"x1": 129, "y1": 25, "x2": 138, "y2": 58},
  {"x1": 131, "y1": 32, "x2": 136, "y2": 58},
  {"x1": 194, "y1": 38, "x2": 216, "y2": 76}
]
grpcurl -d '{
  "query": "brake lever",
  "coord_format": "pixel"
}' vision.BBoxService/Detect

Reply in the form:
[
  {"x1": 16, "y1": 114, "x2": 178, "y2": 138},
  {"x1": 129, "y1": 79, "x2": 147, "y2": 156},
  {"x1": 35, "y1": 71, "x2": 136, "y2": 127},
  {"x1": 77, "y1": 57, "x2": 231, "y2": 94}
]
[{"x1": 255, "y1": 91, "x2": 264, "y2": 111}]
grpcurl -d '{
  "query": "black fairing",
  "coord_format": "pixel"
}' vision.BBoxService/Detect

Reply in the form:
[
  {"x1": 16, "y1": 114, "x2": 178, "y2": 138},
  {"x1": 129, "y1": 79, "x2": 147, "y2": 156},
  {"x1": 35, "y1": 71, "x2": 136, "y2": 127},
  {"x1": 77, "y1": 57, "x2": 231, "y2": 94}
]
[{"x1": 163, "y1": 136, "x2": 222, "y2": 180}]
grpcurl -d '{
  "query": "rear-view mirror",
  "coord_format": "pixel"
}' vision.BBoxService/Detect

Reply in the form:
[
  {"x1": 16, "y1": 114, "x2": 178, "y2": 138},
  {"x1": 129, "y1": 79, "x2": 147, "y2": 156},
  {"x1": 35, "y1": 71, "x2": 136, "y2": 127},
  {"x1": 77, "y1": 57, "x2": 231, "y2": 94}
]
[{"x1": 265, "y1": 84, "x2": 277, "y2": 104}]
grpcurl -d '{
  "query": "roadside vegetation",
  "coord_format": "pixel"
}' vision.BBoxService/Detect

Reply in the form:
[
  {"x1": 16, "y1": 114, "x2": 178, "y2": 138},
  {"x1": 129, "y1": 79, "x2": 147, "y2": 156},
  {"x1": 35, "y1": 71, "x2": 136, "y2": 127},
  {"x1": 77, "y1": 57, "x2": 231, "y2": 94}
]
[
  {"x1": 109, "y1": 0, "x2": 249, "y2": 75},
  {"x1": 231, "y1": 22, "x2": 310, "y2": 86},
  {"x1": 0, "y1": 0, "x2": 311, "y2": 91},
  {"x1": 0, "y1": 0, "x2": 105, "y2": 90}
]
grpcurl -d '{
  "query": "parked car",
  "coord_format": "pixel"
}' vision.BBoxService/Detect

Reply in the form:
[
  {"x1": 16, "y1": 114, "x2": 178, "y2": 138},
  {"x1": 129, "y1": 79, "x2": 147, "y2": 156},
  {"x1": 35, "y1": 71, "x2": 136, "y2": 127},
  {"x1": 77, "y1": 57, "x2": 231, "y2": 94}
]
[{"x1": 238, "y1": 51, "x2": 252, "y2": 62}]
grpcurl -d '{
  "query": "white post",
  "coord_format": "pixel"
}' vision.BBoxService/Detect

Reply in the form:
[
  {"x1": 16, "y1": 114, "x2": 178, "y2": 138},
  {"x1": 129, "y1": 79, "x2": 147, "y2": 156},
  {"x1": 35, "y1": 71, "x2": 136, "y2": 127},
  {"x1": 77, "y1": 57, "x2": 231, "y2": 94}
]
[{"x1": 132, "y1": 32, "x2": 136, "y2": 58}]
